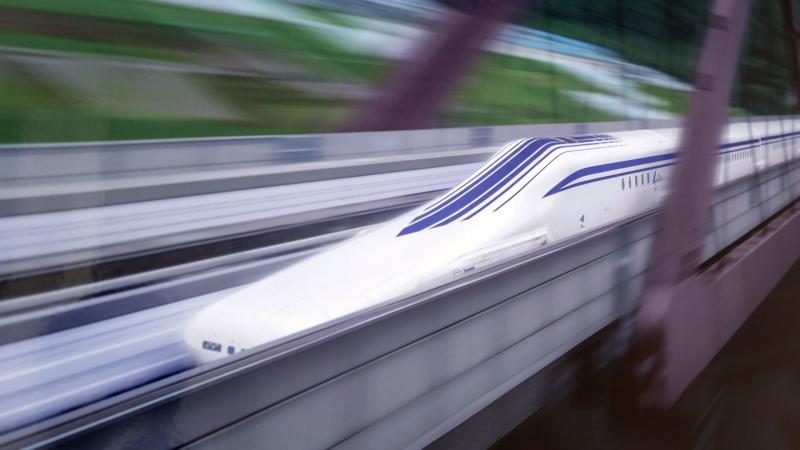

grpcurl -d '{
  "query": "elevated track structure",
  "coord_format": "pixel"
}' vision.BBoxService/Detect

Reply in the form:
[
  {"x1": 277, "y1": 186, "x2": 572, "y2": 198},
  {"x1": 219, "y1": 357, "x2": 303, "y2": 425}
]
[{"x1": 2, "y1": 0, "x2": 800, "y2": 448}]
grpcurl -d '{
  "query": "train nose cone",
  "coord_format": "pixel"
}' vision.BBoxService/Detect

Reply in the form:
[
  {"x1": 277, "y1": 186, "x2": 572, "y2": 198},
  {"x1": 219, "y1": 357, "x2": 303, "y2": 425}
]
[{"x1": 183, "y1": 301, "x2": 260, "y2": 364}]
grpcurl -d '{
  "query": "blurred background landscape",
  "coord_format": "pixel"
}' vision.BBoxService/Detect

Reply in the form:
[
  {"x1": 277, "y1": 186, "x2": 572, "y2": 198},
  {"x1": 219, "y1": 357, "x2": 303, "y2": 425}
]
[{"x1": 0, "y1": 0, "x2": 795, "y2": 143}]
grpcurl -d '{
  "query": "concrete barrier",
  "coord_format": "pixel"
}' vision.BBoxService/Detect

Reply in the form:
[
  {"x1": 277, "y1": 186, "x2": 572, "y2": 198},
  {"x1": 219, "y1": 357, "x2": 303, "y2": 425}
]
[{"x1": 0, "y1": 116, "x2": 785, "y2": 215}]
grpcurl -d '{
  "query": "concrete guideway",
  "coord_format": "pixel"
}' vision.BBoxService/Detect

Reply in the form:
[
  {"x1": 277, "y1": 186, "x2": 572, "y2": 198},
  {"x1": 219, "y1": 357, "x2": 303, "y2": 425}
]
[
  {"x1": 0, "y1": 163, "x2": 474, "y2": 279},
  {"x1": 0, "y1": 119, "x2": 682, "y2": 216}
]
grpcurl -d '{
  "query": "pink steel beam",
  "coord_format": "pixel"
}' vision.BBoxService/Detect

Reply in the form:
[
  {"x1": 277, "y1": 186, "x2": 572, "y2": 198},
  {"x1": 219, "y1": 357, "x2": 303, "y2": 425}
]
[
  {"x1": 647, "y1": 0, "x2": 754, "y2": 286},
  {"x1": 634, "y1": 0, "x2": 756, "y2": 407}
]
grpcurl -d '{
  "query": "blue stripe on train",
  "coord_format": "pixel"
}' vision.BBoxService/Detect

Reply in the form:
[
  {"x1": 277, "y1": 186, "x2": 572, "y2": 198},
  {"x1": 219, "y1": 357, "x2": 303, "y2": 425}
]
[
  {"x1": 544, "y1": 153, "x2": 677, "y2": 197},
  {"x1": 397, "y1": 138, "x2": 561, "y2": 236},
  {"x1": 546, "y1": 130, "x2": 800, "y2": 197},
  {"x1": 410, "y1": 138, "x2": 536, "y2": 224},
  {"x1": 397, "y1": 130, "x2": 800, "y2": 237},
  {"x1": 398, "y1": 134, "x2": 617, "y2": 236}
]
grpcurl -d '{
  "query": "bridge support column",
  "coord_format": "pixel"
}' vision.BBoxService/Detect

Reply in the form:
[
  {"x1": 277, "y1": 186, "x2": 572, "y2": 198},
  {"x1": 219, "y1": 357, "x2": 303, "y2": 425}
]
[{"x1": 633, "y1": 0, "x2": 755, "y2": 407}]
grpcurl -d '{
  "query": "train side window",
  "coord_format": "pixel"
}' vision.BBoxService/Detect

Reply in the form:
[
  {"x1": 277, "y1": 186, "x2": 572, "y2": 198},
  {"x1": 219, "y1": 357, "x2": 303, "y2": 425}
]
[
  {"x1": 202, "y1": 341, "x2": 222, "y2": 352},
  {"x1": 621, "y1": 178, "x2": 625, "y2": 190},
  {"x1": 628, "y1": 177, "x2": 631, "y2": 189},
  {"x1": 647, "y1": 172, "x2": 651, "y2": 183},
  {"x1": 634, "y1": 176, "x2": 638, "y2": 187}
]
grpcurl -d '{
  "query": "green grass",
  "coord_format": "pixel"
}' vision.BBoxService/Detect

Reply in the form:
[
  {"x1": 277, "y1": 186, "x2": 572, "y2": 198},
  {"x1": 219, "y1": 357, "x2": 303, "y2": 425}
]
[
  {"x1": 199, "y1": 74, "x2": 350, "y2": 122},
  {"x1": 0, "y1": 78, "x2": 353, "y2": 143},
  {"x1": 0, "y1": 31, "x2": 185, "y2": 62},
  {"x1": 0, "y1": 64, "x2": 354, "y2": 143},
  {"x1": 0, "y1": 0, "x2": 271, "y2": 31},
  {"x1": 637, "y1": 83, "x2": 690, "y2": 115},
  {"x1": 0, "y1": 48, "x2": 623, "y2": 143},
  {"x1": 0, "y1": 0, "x2": 387, "y2": 82},
  {"x1": 0, "y1": 68, "x2": 77, "y2": 113},
  {"x1": 638, "y1": 83, "x2": 753, "y2": 116},
  {"x1": 450, "y1": 53, "x2": 618, "y2": 125},
  {"x1": 0, "y1": 111, "x2": 324, "y2": 143}
]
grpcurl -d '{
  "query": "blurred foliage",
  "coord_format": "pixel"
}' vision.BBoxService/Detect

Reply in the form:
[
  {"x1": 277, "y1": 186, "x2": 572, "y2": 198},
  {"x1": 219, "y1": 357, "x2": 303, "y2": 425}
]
[
  {"x1": 738, "y1": 0, "x2": 798, "y2": 114},
  {"x1": 524, "y1": 0, "x2": 708, "y2": 81},
  {"x1": 0, "y1": 0, "x2": 383, "y2": 142},
  {"x1": 522, "y1": 0, "x2": 798, "y2": 114},
  {"x1": 0, "y1": 0, "x2": 796, "y2": 143},
  {"x1": 447, "y1": 53, "x2": 617, "y2": 126}
]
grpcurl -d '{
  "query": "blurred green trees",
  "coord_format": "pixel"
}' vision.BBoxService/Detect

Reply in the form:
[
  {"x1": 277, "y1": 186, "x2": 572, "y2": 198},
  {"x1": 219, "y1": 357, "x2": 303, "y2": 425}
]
[{"x1": 523, "y1": 0, "x2": 798, "y2": 113}]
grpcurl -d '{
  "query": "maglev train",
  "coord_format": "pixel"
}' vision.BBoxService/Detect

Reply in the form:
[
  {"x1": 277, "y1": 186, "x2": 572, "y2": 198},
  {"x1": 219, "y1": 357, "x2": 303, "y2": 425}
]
[{"x1": 185, "y1": 120, "x2": 800, "y2": 363}]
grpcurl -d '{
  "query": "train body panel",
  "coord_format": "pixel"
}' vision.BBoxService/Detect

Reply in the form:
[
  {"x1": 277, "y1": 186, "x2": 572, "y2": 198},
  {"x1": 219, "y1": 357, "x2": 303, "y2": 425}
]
[{"x1": 184, "y1": 120, "x2": 800, "y2": 363}]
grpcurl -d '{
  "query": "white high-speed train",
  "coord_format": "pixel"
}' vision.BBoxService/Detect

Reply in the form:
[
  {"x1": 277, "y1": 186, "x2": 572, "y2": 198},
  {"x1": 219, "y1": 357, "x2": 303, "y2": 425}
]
[{"x1": 184, "y1": 120, "x2": 800, "y2": 363}]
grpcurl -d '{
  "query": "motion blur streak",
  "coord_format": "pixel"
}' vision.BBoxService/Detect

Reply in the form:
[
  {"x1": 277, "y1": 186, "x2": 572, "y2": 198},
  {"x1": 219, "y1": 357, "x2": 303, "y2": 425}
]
[
  {"x1": 0, "y1": 291, "x2": 223, "y2": 433},
  {"x1": 1, "y1": 0, "x2": 799, "y2": 447}
]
